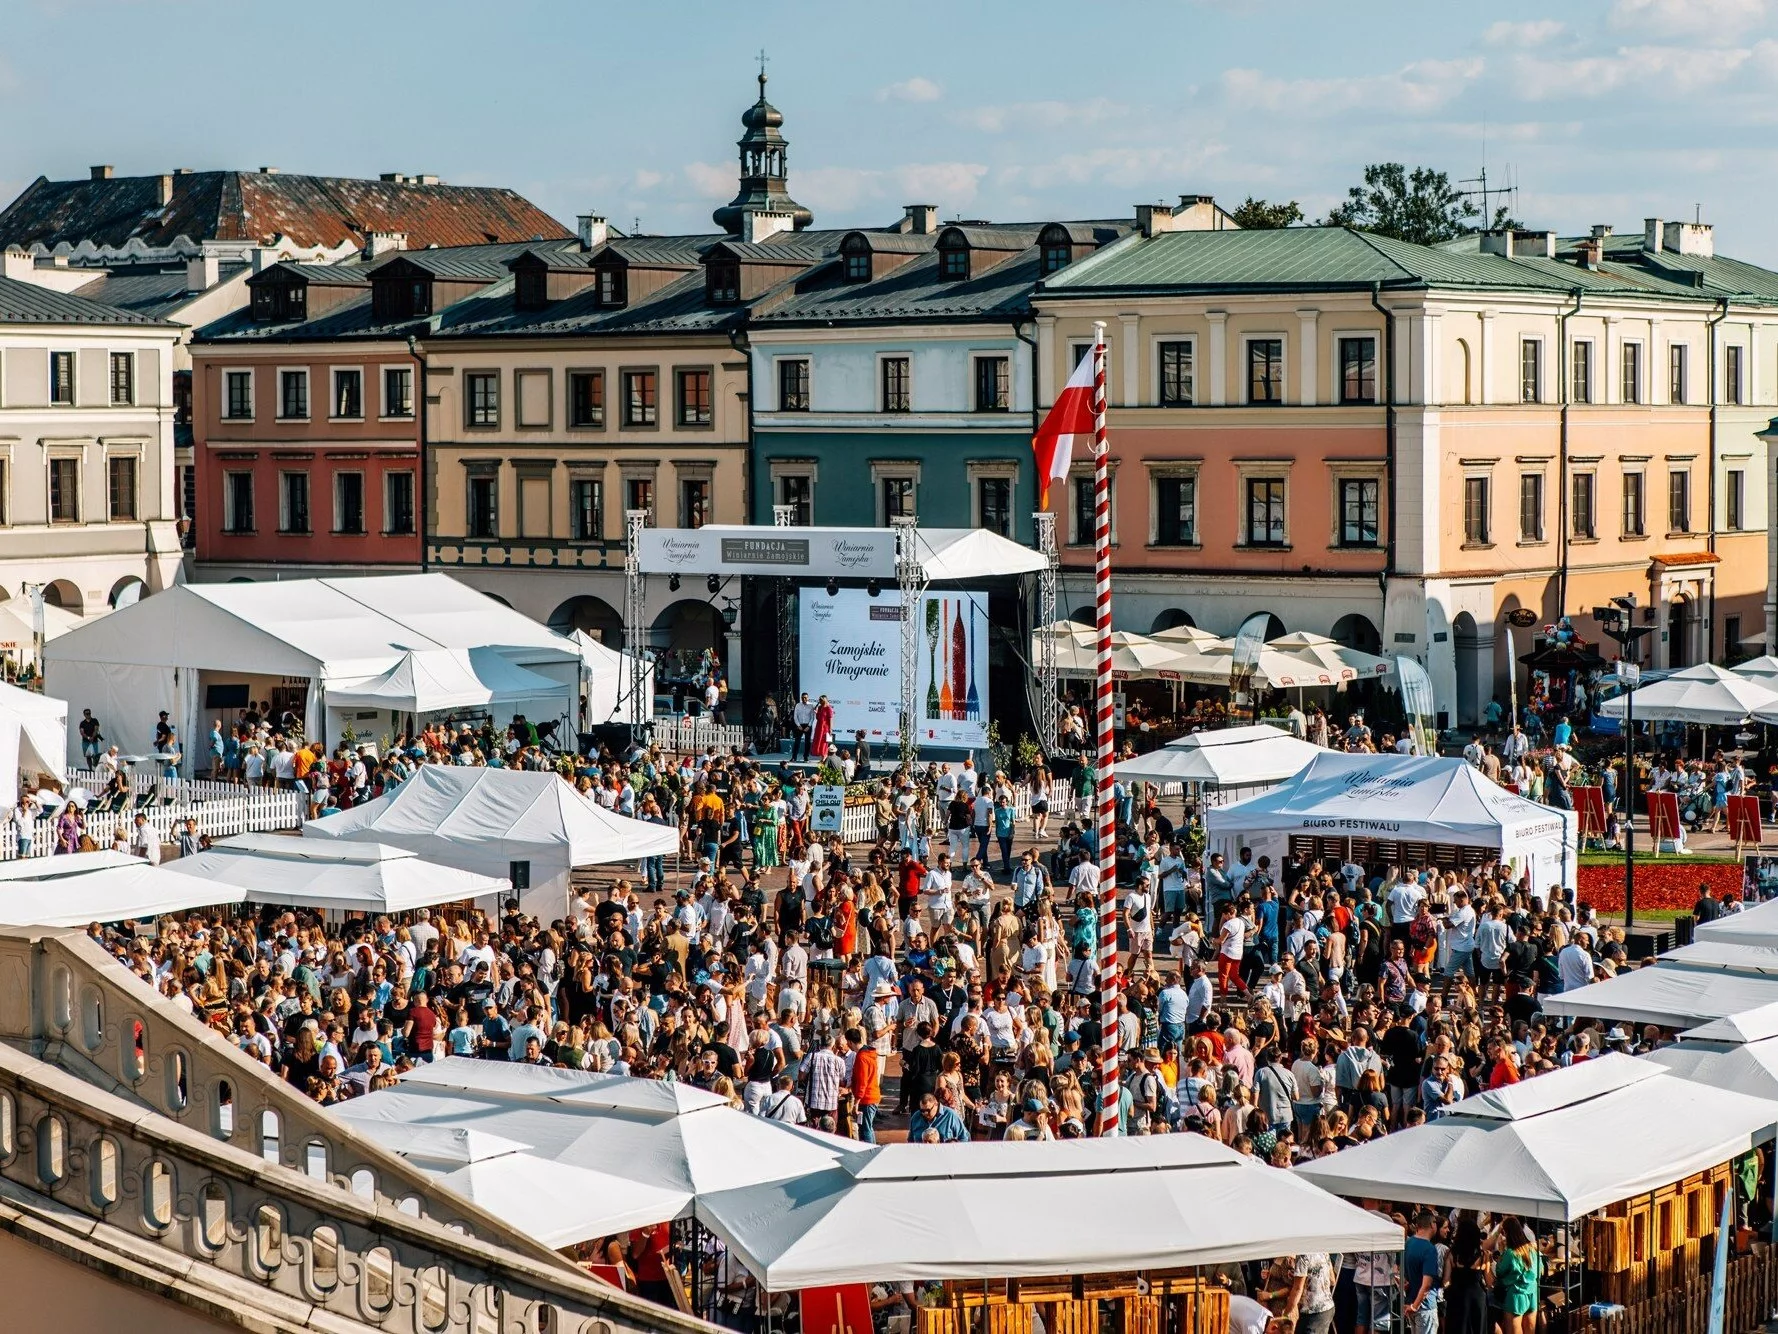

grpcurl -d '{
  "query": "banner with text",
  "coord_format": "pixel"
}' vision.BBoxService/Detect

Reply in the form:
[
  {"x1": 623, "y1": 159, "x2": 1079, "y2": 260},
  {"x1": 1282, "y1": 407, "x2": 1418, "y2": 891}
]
[{"x1": 798, "y1": 588, "x2": 990, "y2": 749}]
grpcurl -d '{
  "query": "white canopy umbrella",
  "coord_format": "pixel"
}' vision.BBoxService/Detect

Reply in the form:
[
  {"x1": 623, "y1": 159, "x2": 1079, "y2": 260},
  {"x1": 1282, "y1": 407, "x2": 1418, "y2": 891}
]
[
  {"x1": 1595, "y1": 663, "x2": 1778, "y2": 725},
  {"x1": 1642, "y1": 1003, "x2": 1778, "y2": 1103},
  {"x1": 0, "y1": 850, "x2": 244, "y2": 927},
  {"x1": 697, "y1": 1136, "x2": 1401, "y2": 1289},
  {"x1": 1734, "y1": 656, "x2": 1778, "y2": 682},
  {"x1": 330, "y1": 1059, "x2": 854, "y2": 1205},
  {"x1": 171, "y1": 832, "x2": 511, "y2": 914},
  {"x1": 1190, "y1": 643, "x2": 1342, "y2": 690},
  {"x1": 1296, "y1": 1055, "x2": 1778, "y2": 1221},
  {"x1": 1035, "y1": 618, "x2": 1096, "y2": 642},
  {"x1": 1116, "y1": 723, "x2": 1321, "y2": 787},
  {"x1": 1698, "y1": 899, "x2": 1778, "y2": 949},
  {"x1": 1267, "y1": 631, "x2": 1394, "y2": 683},
  {"x1": 1540, "y1": 962, "x2": 1778, "y2": 1029},
  {"x1": 1151, "y1": 624, "x2": 1229, "y2": 651},
  {"x1": 344, "y1": 1122, "x2": 693, "y2": 1249},
  {"x1": 0, "y1": 598, "x2": 82, "y2": 661},
  {"x1": 1044, "y1": 630, "x2": 1223, "y2": 682}
]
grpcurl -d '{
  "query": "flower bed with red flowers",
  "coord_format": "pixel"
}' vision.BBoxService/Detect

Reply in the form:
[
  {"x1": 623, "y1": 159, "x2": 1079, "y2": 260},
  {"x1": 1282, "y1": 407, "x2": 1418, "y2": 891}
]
[{"x1": 1576, "y1": 856, "x2": 1742, "y2": 913}]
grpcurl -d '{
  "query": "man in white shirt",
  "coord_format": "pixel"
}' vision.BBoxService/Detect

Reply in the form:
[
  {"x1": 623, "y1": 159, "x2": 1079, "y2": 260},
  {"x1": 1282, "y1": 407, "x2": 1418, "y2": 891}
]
[
  {"x1": 1443, "y1": 889, "x2": 1478, "y2": 978},
  {"x1": 1557, "y1": 935, "x2": 1594, "y2": 993},
  {"x1": 1385, "y1": 876, "x2": 1425, "y2": 945},
  {"x1": 791, "y1": 693, "x2": 814, "y2": 762},
  {"x1": 1184, "y1": 961, "x2": 1215, "y2": 1028},
  {"x1": 1228, "y1": 848, "x2": 1256, "y2": 900},
  {"x1": 921, "y1": 853, "x2": 956, "y2": 932},
  {"x1": 1215, "y1": 904, "x2": 1247, "y2": 992},
  {"x1": 970, "y1": 790, "x2": 994, "y2": 866},
  {"x1": 130, "y1": 814, "x2": 161, "y2": 865}
]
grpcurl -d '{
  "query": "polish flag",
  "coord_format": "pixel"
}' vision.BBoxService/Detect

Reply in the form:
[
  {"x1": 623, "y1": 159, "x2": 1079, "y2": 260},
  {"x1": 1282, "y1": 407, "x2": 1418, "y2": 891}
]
[{"x1": 1033, "y1": 342, "x2": 1099, "y2": 508}]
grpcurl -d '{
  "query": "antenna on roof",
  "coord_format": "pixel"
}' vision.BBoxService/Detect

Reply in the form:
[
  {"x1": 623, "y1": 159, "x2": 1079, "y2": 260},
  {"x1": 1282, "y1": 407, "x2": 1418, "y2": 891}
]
[
  {"x1": 1456, "y1": 150, "x2": 1519, "y2": 228},
  {"x1": 632, "y1": 216, "x2": 641, "y2": 235}
]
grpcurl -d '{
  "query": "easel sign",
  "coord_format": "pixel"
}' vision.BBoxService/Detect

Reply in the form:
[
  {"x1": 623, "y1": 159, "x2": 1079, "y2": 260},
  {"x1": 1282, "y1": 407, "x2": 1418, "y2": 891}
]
[
  {"x1": 1572, "y1": 785, "x2": 1607, "y2": 840},
  {"x1": 1646, "y1": 789, "x2": 1682, "y2": 851},
  {"x1": 802, "y1": 1284, "x2": 874, "y2": 1334},
  {"x1": 1727, "y1": 794, "x2": 1763, "y2": 852}
]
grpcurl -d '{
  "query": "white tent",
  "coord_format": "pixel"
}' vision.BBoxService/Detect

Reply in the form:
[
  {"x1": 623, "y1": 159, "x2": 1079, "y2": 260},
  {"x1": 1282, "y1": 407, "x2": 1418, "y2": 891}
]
[
  {"x1": 1596, "y1": 663, "x2": 1778, "y2": 725},
  {"x1": 1734, "y1": 656, "x2": 1778, "y2": 682},
  {"x1": 1699, "y1": 900, "x2": 1778, "y2": 949},
  {"x1": 0, "y1": 682, "x2": 67, "y2": 810},
  {"x1": 0, "y1": 597, "x2": 83, "y2": 662},
  {"x1": 568, "y1": 630, "x2": 651, "y2": 727},
  {"x1": 43, "y1": 574, "x2": 580, "y2": 767},
  {"x1": 330, "y1": 1059, "x2": 853, "y2": 1208},
  {"x1": 697, "y1": 1136, "x2": 1401, "y2": 1289},
  {"x1": 1540, "y1": 962, "x2": 1778, "y2": 1029},
  {"x1": 1296, "y1": 1054, "x2": 1778, "y2": 1221},
  {"x1": 301, "y1": 765, "x2": 678, "y2": 919},
  {"x1": 1642, "y1": 1003, "x2": 1778, "y2": 1103},
  {"x1": 1267, "y1": 631, "x2": 1395, "y2": 683},
  {"x1": 345, "y1": 1123, "x2": 692, "y2": 1249},
  {"x1": 328, "y1": 648, "x2": 564, "y2": 715},
  {"x1": 1208, "y1": 752, "x2": 1577, "y2": 899},
  {"x1": 1116, "y1": 724, "x2": 1321, "y2": 789},
  {"x1": 904, "y1": 527, "x2": 1050, "y2": 582},
  {"x1": 170, "y1": 832, "x2": 510, "y2": 915},
  {"x1": 0, "y1": 850, "x2": 243, "y2": 927}
]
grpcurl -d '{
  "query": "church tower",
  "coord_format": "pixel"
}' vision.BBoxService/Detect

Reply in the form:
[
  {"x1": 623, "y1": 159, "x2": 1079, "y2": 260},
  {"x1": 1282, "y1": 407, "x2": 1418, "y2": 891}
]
[{"x1": 712, "y1": 66, "x2": 814, "y2": 235}]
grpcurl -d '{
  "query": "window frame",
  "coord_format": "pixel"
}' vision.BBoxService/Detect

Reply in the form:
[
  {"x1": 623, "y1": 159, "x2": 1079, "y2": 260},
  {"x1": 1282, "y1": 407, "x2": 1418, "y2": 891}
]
[
  {"x1": 1519, "y1": 338, "x2": 1543, "y2": 404},
  {"x1": 1518, "y1": 471, "x2": 1546, "y2": 544},
  {"x1": 49, "y1": 350, "x2": 75, "y2": 406},
  {"x1": 879, "y1": 355, "x2": 911, "y2": 413},
  {"x1": 1336, "y1": 476, "x2": 1380, "y2": 548},
  {"x1": 1461, "y1": 474, "x2": 1491, "y2": 547},
  {"x1": 380, "y1": 365, "x2": 414, "y2": 420},
  {"x1": 329, "y1": 366, "x2": 364, "y2": 421},
  {"x1": 1243, "y1": 476, "x2": 1288, "y2": 547},
  {"x1": 1337, "y1": 336, "x2": 1378, "y2": 405},
  {"x1": 675, "y1": 367, "x2": 714, "y2": 428},
  {"x1": 569, "y1": 475, "x2": 604, "y2": 541},
  {"x1": 276, "y1": 367, "x2": 310, "y2": 422},
  {"x1": 223, "y1": 469, "x2": 255, "y2": 535},
  {"x1": 1621, "y1": 341, "x2": 1642, "y2": 405},
  {"x1": 1571, "y1": 471, "x2": 1597, "y2": 540},
  {"x1": 1725, "y1": 343, "x2": 1744, "y2": 405},
  {"x1": 1156, "y1": 339, "x2": 1194, "y2": 408},
  {"x1": 383, "y1": 470, "x2": 416, "y2": 536},
  {"x1": 776, "y1": 358, "x2": 811, "y2": 413},
  {"x1": 972, "y1": 354, "x2": 1011, "y2": 413},
  {"x1": 842, "y1": 249, "x2": 870, "y2": 283},
  {"x1": 279, "y1": 470, "x2": 311, "y2": 536},
  {"x1": 223, "y1": 369, "x2": 255, "y2": 421},
  {"x1": 334, "y1": 470, "x2": 366, "y2": 536},
  {"x1": 108, "y1": 351, "x2": 135, "y2": 406},
  {"x1": 1667, "y1": 468, "x2": 1691, "y2": 535},
  {"x1": 621, "y1": 368, "x2": 658, "y2": 429},
  {"x1": 47, "y1": 455, "x2": 80, "y2": 524},
  {"x1": 1067, "y1": 464, "x2": 1119, "y2": 546},
  {"x1": 679, "y1": 474, "x2": 711, "y2": 528},
  {"x1": 1669, "y1": 343, "x2": 1688, "y2": 405},
  {"x1": 567, "y1": 369, "x2": 606, "y2": 429},
  {"x1": 1246, "y1": 337, "x2": 1285, "y2": 406},
  {"x1": 1621, "y1": 470, "x2": 1646, "y2": 538},
  {"x1": 1570, "y1": 339, "x2": 1592, "y2": 405},
  {"x1": 105, "y1": 453, "x2": 138, "y2": 521},
  {"x1": 1727, "y1": 467, "x2": 1747, "y2": 532},
  {"x1": 1150, "y1": 469, "x2": 1199, "y2": 548},
  {"x1": 938, "y1": 245, "x2": 968, "y2": 281},
  {"x1": 770, "y1": 461, "x2": 815, "y2": 525},
  {"x1": 464, "y1": 370, "x2": 500, "y2": 429},
  {"x1": 465, "y1": 473, "x2": 499, "y2": 540}
]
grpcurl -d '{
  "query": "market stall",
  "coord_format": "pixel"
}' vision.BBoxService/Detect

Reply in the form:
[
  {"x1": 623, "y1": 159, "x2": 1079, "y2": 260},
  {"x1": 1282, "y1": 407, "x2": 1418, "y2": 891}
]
[
  {"x1": 301, "y1": 765, "x2": 677, "y2": 920},
  {"x1": 1643, "y1": 1002, "x2": 1778, "y2": 1102},
  {"x1": 1698, "y1": 898, "x2": 1778, "y2": 949},
  {"x1": 1542, "y1": 960, "x2": 1778, "y2": 1029},
  {"x1": 0, "y1": 850, "x2": 244, "y2": 927},
  {"x1": 1207, "y1": 751, "x2": 1577, "y2": 900}
]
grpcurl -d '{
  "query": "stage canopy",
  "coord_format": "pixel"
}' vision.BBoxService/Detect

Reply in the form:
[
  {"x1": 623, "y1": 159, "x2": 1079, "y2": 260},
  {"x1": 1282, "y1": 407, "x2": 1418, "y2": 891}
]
[
  {"x1": 301, "y1": 765, "x2": 677, "y2": 919},
  {"x1": 1116, "y1": 724, "x2": 1321, "y2": 788},
  {"x1": 1698, "y1": 900, "x2": 1778, "y2": 949},
  {"x1": 569, "y1": 630, "x2": 648, "y2": 727},
  {"x1": 0, "y1": 681, "x2": 67, "y2": 810},
  {"x1": 1643, "y1": 1002, "x2": 1778, "y2": 1103},
  {"x1": 1207, "y1": 751, "x2": 1577, "y2": 898},
  {"x1": 1596, "y1": 662, "x2": 1778, "y2": 725},
  {"x1": 0, "y1": 851, "x2": 242, "y2": 927},
  {"x1": 330, "y1": 1060, "x2": 852, "y2": 1224},
  {"x1": 1295, "y1": 1054, "x2": 1778, "y2": 1221},
  {"x1": 171, "y1": 832, "x2": 510, "y2": 914},
  {"x1": 1540, "y1": 961, "x2": 1778, "y2": 1029},
  {"x1": 638, "y1": 524, "x2": 1046, "y2": 581},
  {"x1": 697, "y1": 1136, "x2": 1401, "y2": 1289}
]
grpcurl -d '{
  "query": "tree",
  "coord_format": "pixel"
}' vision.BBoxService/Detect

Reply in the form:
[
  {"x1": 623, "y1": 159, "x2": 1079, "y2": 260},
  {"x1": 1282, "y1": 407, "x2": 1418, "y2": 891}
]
[
  {"x1": 1229, "y1": 196, "x2": 1304, "y2": 230},
  {"x1": 1324, "y1": 163, "x2": 1512, "y2": 246}
]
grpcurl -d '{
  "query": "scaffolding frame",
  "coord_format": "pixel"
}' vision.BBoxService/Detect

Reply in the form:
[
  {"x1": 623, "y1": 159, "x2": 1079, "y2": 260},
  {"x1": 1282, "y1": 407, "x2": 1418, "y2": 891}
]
[
  {"x1": 894, "y1": 516, "x2": 928, "y2": 768},
  {"x1": 623, "y1": 507, "x2": 651, "y2": 727},
  {"x1": 1033, "y1": 509, "x2": 1059, "y2": 755}
]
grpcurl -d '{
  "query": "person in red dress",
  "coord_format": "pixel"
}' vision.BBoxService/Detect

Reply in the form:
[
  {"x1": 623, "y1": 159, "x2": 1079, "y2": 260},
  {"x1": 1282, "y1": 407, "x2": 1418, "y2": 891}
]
[{"x1": 810, "y1": 693, "x2": 834, "y2": 759}]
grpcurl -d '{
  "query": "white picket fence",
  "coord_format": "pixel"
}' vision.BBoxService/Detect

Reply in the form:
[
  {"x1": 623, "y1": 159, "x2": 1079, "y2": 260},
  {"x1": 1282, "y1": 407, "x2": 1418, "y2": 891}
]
[
  {"x1": 10, "y1": 779, "x2": 302, "y2": 860},
  {"x1": 650, "y1": 717, "x2": 749, "y2": 754}
]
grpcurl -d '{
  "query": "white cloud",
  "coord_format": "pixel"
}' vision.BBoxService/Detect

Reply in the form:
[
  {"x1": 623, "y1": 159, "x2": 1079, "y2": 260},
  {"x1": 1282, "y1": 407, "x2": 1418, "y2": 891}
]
[
  {"x1": 1509, "y1": 44, "x2": 1752, "y2": 99},
  {"x1": 796, "y1": 161, "x2": 987, "y2": 212},
  {"x1": 956, "y1": 98, "x2": 1128, "y2": 134},
  {"x1": 1611, "y1": 0, "x2": 1769, "y2": 37},
  {"x1": 878, "y1": 76, "x2": 942, "y2": 103},
  {"x1": 1483, "y1": 19, "x2": 1565, "y2": 46},
  {"x1": 1220, "y1": 57, "x2": 1484, "y2": 115},
  {"x1": 632, "y1": 168, "x2": 664, "y2": 190},
  {"x1": 682, "y1": 161, "x2": 734, "y2": 199}
]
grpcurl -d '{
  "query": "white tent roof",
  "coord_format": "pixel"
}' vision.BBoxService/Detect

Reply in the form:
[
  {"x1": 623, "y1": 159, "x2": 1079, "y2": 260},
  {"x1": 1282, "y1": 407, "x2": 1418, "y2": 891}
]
[
  {"x1": 1597, "y1": 663, "x2": 1778, "y2": 725},
  {"x1": 1267, "y1": 631, "x2": 1395, "y2": 682},
  {"x1": 1295, "y1": 1054, "x2": 1778, "y2": 1221},
  {"x1": 1662, "y1": 940, "x2": 1778, "y2": 974},
  {"x1": 1044, "y1": 630, "x2": 1223, "y2": 682},
  {"x1": 301, "y1": 764, "x2": 678, "y2": 874},
  {"x1": 696, "y1": 1136, "x2": 1402, "y2": 1289},
  {"x1": 910, "y1": 527, "x2": 1049, "y2": 581},
  {"x1": 171, "y1": 832, "x2": 510, "y2": 913},
  {"x1": 43, "y1": 573, "x2": 577, "y2": 685},
  {"x1": 345, "y1": 1122, "x2": 692, "y2": 1249},
  {"x1": 1734, "y1": 655, "x2": 1778, "y2": 682},
  {"x1": 1643, "y1": 1018, "x2": 1778, "y2": 1103},
  {"x1": 0, "y1": 598, "x2": 82, "y2": 657},
  {"x1": 0, "y1": 682, "x2": 67, "y2": 808},
  {"x1": 330, "y1": 1059, "x2": 853, "y2": 1212},
  {"x1": 1684, "y1": 1001, "x2": 1778, "y2": 1044},
  {"x1": 1116, "y1": 724, "x2": 1322, "y2": 787},
  {"x1": 329, "y1": 648, "x2": 564, "y2": 713},
  {"x1": 1697, "y1": 899, "x2": 1778, "y2": 949},
  {"x1": 1540, "y1": 962, "x2": 1778, "y2": 1029},
  {"x1": 1208, "y1": 751, "x2": 1575, "y2": 846},
  {"x1": 0, "y1": 850, "x2": 244, "y2": 927}
]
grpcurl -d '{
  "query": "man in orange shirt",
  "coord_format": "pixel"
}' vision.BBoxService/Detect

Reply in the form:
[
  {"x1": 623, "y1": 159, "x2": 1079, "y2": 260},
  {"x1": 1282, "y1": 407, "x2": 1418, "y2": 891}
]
[{"x1": 845, "y1": 1024, "x2": 880, "y2": 1142}]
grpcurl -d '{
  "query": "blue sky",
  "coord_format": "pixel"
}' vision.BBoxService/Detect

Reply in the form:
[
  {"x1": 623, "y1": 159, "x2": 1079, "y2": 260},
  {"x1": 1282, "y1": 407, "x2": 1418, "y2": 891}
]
[{"x1": 6, "y1": 0, "x2": 1778, "y2": 259}]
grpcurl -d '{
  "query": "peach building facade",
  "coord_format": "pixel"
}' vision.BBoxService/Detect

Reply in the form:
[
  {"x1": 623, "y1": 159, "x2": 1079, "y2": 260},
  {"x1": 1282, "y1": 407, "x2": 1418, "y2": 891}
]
[{"x1": 1035, "y1": 217, "x2": 1774, "y2": 726}]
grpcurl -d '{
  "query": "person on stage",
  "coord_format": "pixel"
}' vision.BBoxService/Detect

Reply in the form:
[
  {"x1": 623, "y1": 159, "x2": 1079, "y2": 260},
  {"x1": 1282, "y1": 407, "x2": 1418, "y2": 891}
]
[{"x1": 810, "y1": 694, "x2": 834, "y2": 760}]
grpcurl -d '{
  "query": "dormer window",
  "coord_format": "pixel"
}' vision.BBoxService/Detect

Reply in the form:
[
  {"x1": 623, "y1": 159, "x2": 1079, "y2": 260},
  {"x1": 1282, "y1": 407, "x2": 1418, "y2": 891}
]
[
  {"x1": 596, "y1": 267, "x2": 626, "y2": 306},
  {"x1": 844, "y1": 248, "x2": 870, "y2": 282},
  {"x1": 250, "y1": 281, "x2": 306, "y2": 322},
  {"x1": 1041, "y1": 242, "x2": 1071, "y2": 274},
  {"x1": 938, "y1": 245, "x2": 968, "y2": 281},
  {"x1": 514, "y1": 268, "x2": 548, "y2": 310},
  {"x1": 371, "y1": 274, "x2": 432, "y2": 322},
  {"x1": 707, "y1": 262, "x2": 740, "y2": 305},
  {"x1": 408, "y1": 279, "x2": 431, "y2": 317}
]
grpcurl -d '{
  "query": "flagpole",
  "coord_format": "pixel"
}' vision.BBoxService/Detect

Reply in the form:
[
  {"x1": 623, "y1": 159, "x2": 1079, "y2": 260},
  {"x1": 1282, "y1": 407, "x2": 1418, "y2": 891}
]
[{"x1": 1090, "y1": 320, "x2": 1121, "y2": 1136}]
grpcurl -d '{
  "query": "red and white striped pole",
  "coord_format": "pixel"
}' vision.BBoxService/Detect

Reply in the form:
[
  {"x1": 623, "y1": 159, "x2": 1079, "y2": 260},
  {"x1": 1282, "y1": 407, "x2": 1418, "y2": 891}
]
[{"x1": 1090, "y1": 321, "x2": 1121, "y2": 1136}]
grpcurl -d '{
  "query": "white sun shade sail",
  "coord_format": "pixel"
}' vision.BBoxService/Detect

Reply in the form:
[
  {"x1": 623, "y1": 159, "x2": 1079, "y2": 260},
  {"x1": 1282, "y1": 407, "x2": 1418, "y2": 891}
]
[
  {"x1": 0, "y1": 850, "x2": 245, "y2": 927},
  {"x1": 1116, "y1": 724, "x2": 1322, "y2": 787},
  {"x1": 1595, "y1": 663, "x2": 1778, "y2": 725},
  {"x1": 1539, "y1": 962, "x2": 1778, "y2": 1029},
  {"x1": 1296, "y1": 1054, "x2": 1778, "y2": 1221},
  {"x1": 697, "y1": 1136, "x2": 1402, "y2": 1289},
  {"x1": 171, "y1": 832, "x2": 510, "y2": 914},
  {"x1": 330, "y1": 1059, "x2": 854, "y2": 1207}
]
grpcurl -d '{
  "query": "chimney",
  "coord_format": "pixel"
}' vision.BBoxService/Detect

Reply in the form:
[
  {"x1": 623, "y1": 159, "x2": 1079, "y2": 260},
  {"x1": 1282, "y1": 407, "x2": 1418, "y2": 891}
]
[
  {"x1": 156, "y1": 174, "x2": 174, "y2": 206},
  {"x1": 1174, "y1": 194, "x2": 1228, "y2": 230},
  {"x1": 1590, "y1": 224, "x2": 1612, "y2": 240},
  {"x1": 2, "y1": 248, "x2": 33, "y2": 281},
  {"x1": 742, "y1": 210, "x2": 794, "y2": 243},
  {"x1": 185, "y1": 253, "x2": 221, "y2": 292},
  {"x1": 900, "y1": 204, "x2": 938, "y2": 235},
  {"x1": 1512, "y1": 229, "x2": 1555, "y2": 259},
  {"x1": 364, "y1": 230, "x2": 408, "y2": 259},
  {"x1": 89, "y1": 165, "x2": 113, "y2": 181},
  {"x1": 1663, "y1": 219, "x2": 1714, "y2": 258},
  {"x1": 1479, "y1": 229, "x2": 1512, "y2": 258},
  {"x1": 577, "y1": 214, "x2": 610, "y2": 249},
  {"x1": 380, "y1": 172, "x2": 407, "y2": 183},
  {"x1": 414, "y1": 173, "x2": 441, "y2": 186},
  {"x1": 174, "y1": 167, "x2": 194, "y2": 176},
  {"x1": 259, "y1": 166, "x2": 279, "y2": 175},
  {"x1": 1644, "y1": 218, "x2": 1663, "y2": 253},
  {"x1": 1576, "y1": 239, "x2": 1602, "y2": 270},
  {"x1": 1135, "y1": 201, "x2": 1178, "y2": 238}
]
